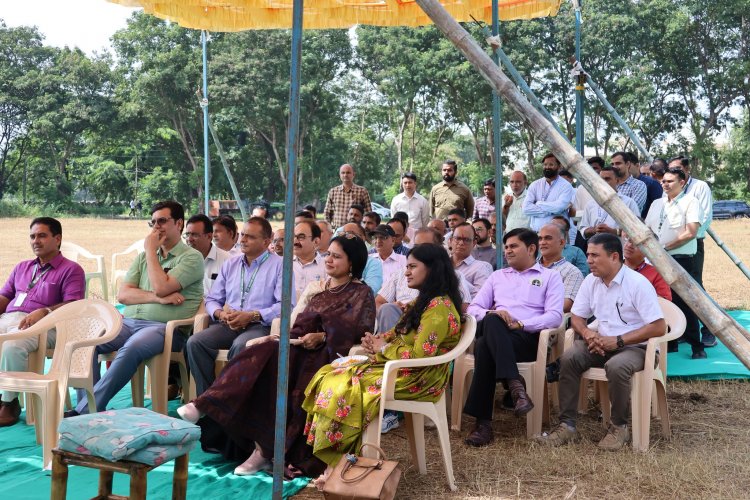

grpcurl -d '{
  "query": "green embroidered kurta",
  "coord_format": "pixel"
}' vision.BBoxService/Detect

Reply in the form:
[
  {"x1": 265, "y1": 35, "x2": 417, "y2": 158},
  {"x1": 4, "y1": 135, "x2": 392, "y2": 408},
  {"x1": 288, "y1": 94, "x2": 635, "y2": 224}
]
[{"x1": 302, "y1": 296, "x2": 462, "y2": 466}]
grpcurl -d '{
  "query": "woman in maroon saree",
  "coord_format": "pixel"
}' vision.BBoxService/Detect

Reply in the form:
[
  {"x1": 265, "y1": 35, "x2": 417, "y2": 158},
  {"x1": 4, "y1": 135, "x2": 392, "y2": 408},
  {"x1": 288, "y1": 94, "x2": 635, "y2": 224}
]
[{"x1": 178, "y1": 235, "x2": 374, "y2": 478}]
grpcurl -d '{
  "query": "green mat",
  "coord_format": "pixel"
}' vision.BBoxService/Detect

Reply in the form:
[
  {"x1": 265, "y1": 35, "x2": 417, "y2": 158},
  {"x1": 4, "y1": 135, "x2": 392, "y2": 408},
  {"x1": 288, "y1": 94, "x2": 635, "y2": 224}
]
[
  {"x1": 0, "y1": 380, "x2": 310, "y2": 499},
  {"x1": 666, "y1": 310, "x2": 750, "y2": 380}
]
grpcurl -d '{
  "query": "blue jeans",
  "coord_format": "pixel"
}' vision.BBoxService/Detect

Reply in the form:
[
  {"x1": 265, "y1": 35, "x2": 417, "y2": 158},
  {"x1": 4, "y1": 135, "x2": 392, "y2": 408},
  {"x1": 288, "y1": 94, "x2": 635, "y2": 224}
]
[{"x1": 75, "y1": 318, "x2": 186, "y2": 414}]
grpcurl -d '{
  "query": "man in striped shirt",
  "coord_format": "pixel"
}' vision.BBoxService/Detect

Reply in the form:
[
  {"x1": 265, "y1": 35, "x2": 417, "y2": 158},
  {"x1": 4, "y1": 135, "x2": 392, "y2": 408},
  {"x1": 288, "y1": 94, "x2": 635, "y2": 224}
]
[{"x1": 611, "y1": 151, "x2": 647, "y2": 213}]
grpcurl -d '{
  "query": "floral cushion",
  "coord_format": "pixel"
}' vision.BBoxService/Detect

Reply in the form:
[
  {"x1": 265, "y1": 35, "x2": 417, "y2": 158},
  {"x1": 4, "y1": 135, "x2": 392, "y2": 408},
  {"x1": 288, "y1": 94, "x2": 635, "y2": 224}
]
[{"x1": 58, "y1": 408, "x2": 200, "y2": 466}]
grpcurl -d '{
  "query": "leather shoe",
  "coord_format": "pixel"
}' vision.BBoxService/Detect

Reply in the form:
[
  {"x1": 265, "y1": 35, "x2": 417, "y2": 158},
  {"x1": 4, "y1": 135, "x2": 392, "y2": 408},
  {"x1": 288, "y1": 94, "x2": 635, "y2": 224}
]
[
  {"x1": 691, "y1": 350, "x2": 707, "y2": 360},
  {"x1": 508, "y1": 377, "x2": 534, "y2": 417},
  {"x1": 465, "y1": 420, "x2": 494, "y2": 447},
  {"x1": 0, "y1": 398, "x2": 21, "y2": 427}
]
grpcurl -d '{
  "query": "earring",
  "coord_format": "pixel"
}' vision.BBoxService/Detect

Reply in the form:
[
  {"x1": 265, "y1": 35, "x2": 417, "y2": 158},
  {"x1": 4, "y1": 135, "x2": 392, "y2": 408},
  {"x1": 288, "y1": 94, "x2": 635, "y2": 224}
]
[{"x1": 349, "y1": 267, "x2": 353, "y2": 278}]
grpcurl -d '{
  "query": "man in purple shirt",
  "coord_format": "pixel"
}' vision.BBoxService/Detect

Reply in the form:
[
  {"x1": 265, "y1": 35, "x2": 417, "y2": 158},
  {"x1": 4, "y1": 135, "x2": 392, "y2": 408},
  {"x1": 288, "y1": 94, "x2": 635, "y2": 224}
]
[
  {"x1": 463, "y1": 228, "x2": 564, "y2": 447},
  {"x1": 0, "y1": 217, "x2": 85, "y2": 426},
  {"x1": 186, "y1": 216, "x2": 286, "y2": 396}
]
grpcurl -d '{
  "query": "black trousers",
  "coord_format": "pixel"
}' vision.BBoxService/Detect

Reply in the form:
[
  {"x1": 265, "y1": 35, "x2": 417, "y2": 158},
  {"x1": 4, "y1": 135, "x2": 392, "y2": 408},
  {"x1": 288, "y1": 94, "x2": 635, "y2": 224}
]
[
  {"x1": 670, "y1": 254, "x2": 703, "y2": 354},
  {"x1": 463, "y1": 314, "x2": 539, "y2": 421},
  {"x1": 695, "y1": 238, "x2": 711, "y2": 337}
]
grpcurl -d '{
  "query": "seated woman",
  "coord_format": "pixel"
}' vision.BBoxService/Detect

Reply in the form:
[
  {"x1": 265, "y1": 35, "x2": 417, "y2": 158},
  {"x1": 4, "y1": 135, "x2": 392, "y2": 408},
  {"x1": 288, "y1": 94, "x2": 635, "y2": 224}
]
[
  {"x1": 301, "y1": 243, "x2": 463, "y2": 486},
  {"x1": 177, "y1": 235, "x2": 375, "y2": 478}
]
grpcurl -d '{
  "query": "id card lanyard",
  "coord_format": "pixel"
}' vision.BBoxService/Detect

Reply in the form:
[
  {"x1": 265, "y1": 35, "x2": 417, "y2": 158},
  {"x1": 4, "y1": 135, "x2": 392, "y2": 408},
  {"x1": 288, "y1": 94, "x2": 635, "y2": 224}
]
[
  {"x1": 240, "y1": 252, "x2": 270, "y2": 309},
  {"x1": 27, "y1": 263, "x2": 51, "y2": 290}
]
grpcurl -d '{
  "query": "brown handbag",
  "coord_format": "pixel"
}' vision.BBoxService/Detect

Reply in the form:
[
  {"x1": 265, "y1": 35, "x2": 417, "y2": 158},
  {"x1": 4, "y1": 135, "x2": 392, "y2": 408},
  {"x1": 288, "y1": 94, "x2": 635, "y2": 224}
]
[{"x1": 323, "y1": 443, "x2": 402, "y2": 500}]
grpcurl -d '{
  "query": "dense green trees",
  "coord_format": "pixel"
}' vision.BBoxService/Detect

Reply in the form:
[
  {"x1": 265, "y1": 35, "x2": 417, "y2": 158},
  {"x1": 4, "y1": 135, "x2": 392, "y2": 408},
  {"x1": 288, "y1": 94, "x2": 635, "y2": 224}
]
[{"x1": 0, "y1": 0, "x2": 748, "y2": 214}]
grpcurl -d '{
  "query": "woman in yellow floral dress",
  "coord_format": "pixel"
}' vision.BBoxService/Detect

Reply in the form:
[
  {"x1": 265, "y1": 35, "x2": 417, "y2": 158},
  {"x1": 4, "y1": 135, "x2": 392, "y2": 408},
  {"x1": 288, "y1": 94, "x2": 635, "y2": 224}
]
[{"x1": 302, "y1": 243, "x2": 463, "y2": 473}]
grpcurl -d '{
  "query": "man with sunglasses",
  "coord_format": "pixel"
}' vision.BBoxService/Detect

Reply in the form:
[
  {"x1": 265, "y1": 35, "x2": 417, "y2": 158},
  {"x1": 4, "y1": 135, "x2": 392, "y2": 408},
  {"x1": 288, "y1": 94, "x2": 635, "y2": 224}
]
[
  {"x1": 184, "y1": 214, "x2": 232, "y2": 295},
  {"x1": 71, "y1": 201, "x2": 204, "y2": 415}
]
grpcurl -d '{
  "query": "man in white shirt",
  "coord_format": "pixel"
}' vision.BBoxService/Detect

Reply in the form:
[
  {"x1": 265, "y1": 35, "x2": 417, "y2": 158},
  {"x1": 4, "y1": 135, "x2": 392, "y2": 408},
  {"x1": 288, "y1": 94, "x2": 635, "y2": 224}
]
[
  {"x1": 537, "y1": 233, "x2": 665, "y2": 450},
  {"x1": 523, "y1": 153, "x2": 576, "y2": 232},
  {"x1": 390, "y1": 172, "x2": 429, "y2": 230},
  {"x1": 573, "y1": 157, "x2": 603, "y2": 214},
  {"x1": 502, "y1": 170, "x2": 530, "y2": 233},
  {"x1": 292, "y1": 220, "x2": 325, "y2": 299},
  {"x1": 579, "y1": 166, "x2": 640, "y2": 240},
  {"x1": 184, "y1": 214, "x2": 233, "y2": 295},
  {"x1": 450, "y1": 223, "x2": 492, "y2": 299},
  {"x1": 316, "y1": 220, "x2": 333, "y2": 257},
  {"x1": 368, "y1": 224, "x2": 406, "y2": 287}
]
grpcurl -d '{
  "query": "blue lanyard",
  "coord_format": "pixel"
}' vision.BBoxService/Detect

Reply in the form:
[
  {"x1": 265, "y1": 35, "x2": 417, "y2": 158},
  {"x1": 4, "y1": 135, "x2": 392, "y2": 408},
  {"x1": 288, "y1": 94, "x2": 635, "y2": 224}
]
[
  {"x1": 27, "y1": 263, "x2": 51, "y2": 290},
  {"x1": 240, "y1": 252, "x2": 269, "y2": 308}
]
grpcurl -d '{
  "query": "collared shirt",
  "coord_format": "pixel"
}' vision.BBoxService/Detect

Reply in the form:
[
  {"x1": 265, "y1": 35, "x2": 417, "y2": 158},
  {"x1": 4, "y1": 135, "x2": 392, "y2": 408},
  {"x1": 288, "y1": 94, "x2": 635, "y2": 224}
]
[
  {"x1": 377, "y1": 269, "x2": 473, "y2": 305},
  {"x1": 468, "y1": 263, "x2": 564, "y2": 332},
  {"x1": 638, "y1": 174, "x2": 663, "y2": 218},
  {"x1": 391, "y1": 191, "x2": 430, "y2": 229},
  {"x1": 454, "y1": 255, "x2": 493, "y2": 299},
  {"x1": 123, "y1": 241, "x2": 204, "y2": 323},
  {"x1": 369, "y1": 252, "x2": 406, "y2": 289},
  {"x1": 616, "y1": 175, "x2": 647, "y2": 213},
  {"x1": 578, "y1": 193, "x2": 640, "y2": 237},
  {"x1": 505, "y1": 189, "x2": 530, "y2": 233},
  {"x1": 645, "y1": 193, "x2": 702, "y2": 256},
  {"x1": 293, "y1": 252, "x2": 325, "y2": 299},
  {"x1": 562, "y1": 244, "x2": 589, "y2": 276},
  {"x1": 522, "y1": 177, "x2": 575, "y2": 231},
  {"x1": 205, "y1": 250, "x2": 286, "y2": 325},
  {"x1": 683, "y1": 176, "x2": 713, "y2": 238},
  {"x1": 538, "y1": 257, "x2": 584, "y2": 302},
  {"x1": 392, "y1": 243, "x2": 410, "y2": 256},
  {"x1": 471, "y1": 245, "x2": 497, "y2": 270},
  {"x1": 572, "y1": 265, "x2": 663, "y2": 339},
  {"x1": 324, "y1": 183, "x2": 372, "y2": 229},
  {"x1": 631, "y1": 261, "x2": 672, "y2": 300},
  {"x1": 573, "y1": 184, "x2": 594, "y2": 214},
  {"x1": 473, "y1": 196, "x2": 496, "y2": 221},
  {"x1": 362, "y1": 257, "x2": 382, "y2": 296},
  {"x1": 0, "y1": 253, "x2": 85, "y2": 314},
  {"x1": 202, "y1": 244, "x2": 232, "y2": 296},
  {"x1": 430, "y1": 180, "x2": 474, "y2": 220}
]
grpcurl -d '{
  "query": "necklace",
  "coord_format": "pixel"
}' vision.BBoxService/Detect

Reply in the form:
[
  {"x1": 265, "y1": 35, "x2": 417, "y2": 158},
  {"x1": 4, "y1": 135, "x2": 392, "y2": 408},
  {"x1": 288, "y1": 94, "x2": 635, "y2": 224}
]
[{"x1": 326, "y1": 278, "x2": 352, "y2": 295}]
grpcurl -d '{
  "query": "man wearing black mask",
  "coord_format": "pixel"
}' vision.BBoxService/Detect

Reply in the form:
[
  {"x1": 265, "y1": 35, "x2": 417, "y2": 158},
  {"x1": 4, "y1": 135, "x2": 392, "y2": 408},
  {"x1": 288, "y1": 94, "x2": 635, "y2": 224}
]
[{"x1": 522, "y1": 153, "x2": 575, "y2": 234}]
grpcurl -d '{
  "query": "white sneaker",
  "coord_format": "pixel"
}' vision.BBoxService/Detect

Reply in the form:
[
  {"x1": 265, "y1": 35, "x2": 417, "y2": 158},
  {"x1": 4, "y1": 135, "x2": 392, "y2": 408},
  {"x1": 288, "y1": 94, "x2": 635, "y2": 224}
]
[{"x1": 381, "y1": 412, "x2": 400, "y2": 434}]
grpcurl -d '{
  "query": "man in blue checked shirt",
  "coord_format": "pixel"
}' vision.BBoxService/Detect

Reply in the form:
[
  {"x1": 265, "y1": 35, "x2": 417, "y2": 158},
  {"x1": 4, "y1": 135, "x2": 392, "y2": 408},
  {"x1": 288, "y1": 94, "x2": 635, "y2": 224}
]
[
  {"x1": 522, "y1": 153, "x2": 576, "y2": 232},
  {"x1": 611, "y1": 151, "x2": 647, "y2": 213}
]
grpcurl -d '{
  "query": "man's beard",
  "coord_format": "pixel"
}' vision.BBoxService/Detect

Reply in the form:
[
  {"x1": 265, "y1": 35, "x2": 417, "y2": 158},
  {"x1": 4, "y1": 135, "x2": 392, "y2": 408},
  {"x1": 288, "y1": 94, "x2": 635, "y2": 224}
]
[
  {"x1": 614, "y1": 168, "x2": 626, "y2": 179},
  {"x1": 542, "y1": 168, "x2": 557, "y2": 179},
  {"x1": 443, "y1": 174, "x2": 455, "y2": 182},
  {"x1": 476, "y1": 235, "x2": 488, "y2": 245}
]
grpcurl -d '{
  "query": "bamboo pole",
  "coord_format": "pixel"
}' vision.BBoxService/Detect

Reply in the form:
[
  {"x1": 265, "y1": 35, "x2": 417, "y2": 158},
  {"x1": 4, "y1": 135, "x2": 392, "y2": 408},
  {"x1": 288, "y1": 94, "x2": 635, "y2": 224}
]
[{"x1": 413, "y1": 0, "x2": 750, "y2": 367}]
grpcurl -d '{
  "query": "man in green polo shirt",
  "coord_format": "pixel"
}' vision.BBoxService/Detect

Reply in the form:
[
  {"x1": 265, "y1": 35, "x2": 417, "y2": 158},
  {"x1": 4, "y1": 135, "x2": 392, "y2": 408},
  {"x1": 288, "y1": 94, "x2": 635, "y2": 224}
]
[{"x1": 72, "y1": 200, "x2": 204, "y2": 414}]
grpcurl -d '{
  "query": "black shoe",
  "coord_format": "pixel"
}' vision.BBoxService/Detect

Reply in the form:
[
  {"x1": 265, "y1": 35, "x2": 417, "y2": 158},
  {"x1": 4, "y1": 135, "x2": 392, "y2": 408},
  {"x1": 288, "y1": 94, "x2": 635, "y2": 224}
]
[
  {"x1": 701, "y1": 333, "x2": 718, "y2": 348},
  {"x1": 465, "y1": 420, "x2": 494, "y2": 447},
  {"x1": 667, "y1": 345, "x2": 679, "y2": 353},
  {"x1": 499, "y1": 391, "x2": 514, "y2": 411},
  {"x1": 691, "y1": 350, "x2": 708, "y2": 360},
  {"x1": 63, "y1": 409, "x2": 80, "y2": 418}
]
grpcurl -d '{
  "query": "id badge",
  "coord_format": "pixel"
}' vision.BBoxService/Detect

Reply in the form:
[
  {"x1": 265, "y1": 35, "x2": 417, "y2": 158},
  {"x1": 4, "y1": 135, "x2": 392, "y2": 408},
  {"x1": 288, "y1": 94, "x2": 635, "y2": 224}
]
[{"x1": 14, "y1": 292, "x2": 27, "y2": 307}]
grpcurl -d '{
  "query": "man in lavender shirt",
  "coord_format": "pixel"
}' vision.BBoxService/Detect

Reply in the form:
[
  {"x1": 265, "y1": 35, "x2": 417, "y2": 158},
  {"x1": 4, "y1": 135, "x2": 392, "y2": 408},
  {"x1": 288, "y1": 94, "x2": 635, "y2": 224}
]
[
  {"x1": 463, "y1": 228, "x2": 564, "y2": 447},
  {"x1": 186, "y1": 216, "x2": 286, "y2": 396},
  {"x1": 0, "y1": 217, "x2": 85, "y2": 426}
]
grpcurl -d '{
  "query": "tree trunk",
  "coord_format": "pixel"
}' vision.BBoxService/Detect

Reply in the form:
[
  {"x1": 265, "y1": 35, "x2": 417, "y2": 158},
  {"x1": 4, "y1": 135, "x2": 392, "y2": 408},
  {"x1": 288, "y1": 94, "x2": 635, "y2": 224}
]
[{"x1": 414, "y1": 0, "x2": 750, "y2": 369}]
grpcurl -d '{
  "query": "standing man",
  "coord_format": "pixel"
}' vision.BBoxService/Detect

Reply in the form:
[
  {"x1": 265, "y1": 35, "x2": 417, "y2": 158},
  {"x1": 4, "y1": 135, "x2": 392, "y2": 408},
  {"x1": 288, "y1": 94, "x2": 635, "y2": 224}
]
[
  {"x1": 473, "y1": 179, "x2": 496, "y2": 220},
  {"x1": 537, "y1": 234, "x2": 665, "y2": 450},
  {"x1": 578, "y1": 166, "x2": 640, "y2": 240},
  {"x1": 292, "y1": 220, "x2": 324, "y2": 299},
  {"x1": 186, "y1": 217, "x2": 285, "y2": 396},
  {"x1": 368, "y1": 224, "x2": 406, "y2": 287},
  {"x1": 183, "y1": 214, "x2": 232, "y2": 295},
  {"x1": 390, "y1": 172, "x2": 429, "y2": 230},
  {"x1": 503, "y1": 171, "x2": 530, "y2": 233},
  {"x1": 573, "y1": 157, "x2": 604, "y2": 214},
  {"x1": 324, "y1": 163, "x2": 372, "y2": 229},
  {"x1": 627, "y1": 152, "x2": 662, "y2": 218},
  {"x1": 668, "y1": 155, "x2": 715, "y2": 347},
  {"x1": 430, "y1": 159, "x2": 474, "y2": 220},
  {"x1": 73, "y1": 201, "x2": 204, "y2": 414},
  {"x1": 522, "y1": 153, "x2": 576, "y2": 232},
  {"x1": 645, "y1": 168, "x2": 705, "y2": 359},
  {"x1": 471, "y1": 218, "x2": 497, "y2": 269},
  {"x1": 611, "y1": 151, "x2": 647, "y2": 214},
  {"x1": 450, "y1": 223, "x2": 493, "y2": 299},
  {"x1": 0, "y1": 218, "x2": 85, "y2": 426},
  {"x1": 538, "y1": 224, "x2": 584, "y2": 313}
]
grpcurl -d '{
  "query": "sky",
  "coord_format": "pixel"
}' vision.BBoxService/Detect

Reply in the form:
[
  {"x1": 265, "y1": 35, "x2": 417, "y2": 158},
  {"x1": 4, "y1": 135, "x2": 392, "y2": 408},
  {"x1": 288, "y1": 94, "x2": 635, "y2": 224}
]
[{"x1": 0, "y1": 0, "x2": 140, "y2": 55}]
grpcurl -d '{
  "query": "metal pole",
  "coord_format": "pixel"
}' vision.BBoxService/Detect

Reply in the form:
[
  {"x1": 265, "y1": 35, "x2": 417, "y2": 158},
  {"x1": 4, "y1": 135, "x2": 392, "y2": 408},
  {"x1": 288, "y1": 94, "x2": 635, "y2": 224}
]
[
  {"x1": 574, "y1": 2, "x2": 584, "y2": 154},
  {"x1": 491, "y1": 0, "x2": 503, "y2": 269},
  {"x1": 272, "y1": 0, "x2": 303, "y2": 496},
  {"x1": 707, "y1": 227, "x2": 750, "y2": 282},
  {"x1": 202, "y1": 30, "x2": 210, "y2": 214}
]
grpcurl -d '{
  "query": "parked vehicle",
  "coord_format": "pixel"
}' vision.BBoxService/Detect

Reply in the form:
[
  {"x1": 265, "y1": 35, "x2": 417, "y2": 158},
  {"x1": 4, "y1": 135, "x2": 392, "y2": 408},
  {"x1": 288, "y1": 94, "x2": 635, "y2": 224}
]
[
  {"x1": 712, "y1": 200, "x2": 750, "y2": 220},
  {"x1": 371, "y1": 202, "x2": 391, "y2": 220}
]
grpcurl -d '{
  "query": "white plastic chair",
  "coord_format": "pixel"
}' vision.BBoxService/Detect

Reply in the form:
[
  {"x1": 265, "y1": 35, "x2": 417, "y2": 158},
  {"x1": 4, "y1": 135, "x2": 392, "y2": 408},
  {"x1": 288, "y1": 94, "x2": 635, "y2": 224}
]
[
  {"x1": 0, "y1": 299, "x2": 122, "y2": 468},
  {"x1": 563, "y1": 297, "x2": 685, "y2": 451},
  {"x1": 60, "y1": 242, "x2": 109, "y2": 302},
  {"x1": 361, "y1": 314, "x2": 477, "y2": 492},
  {"x1": 110, "y1": 239, "x2": 145, "y2": 299},
  {"x1": 450, "y1": 314, "x2": 569, "y2": 438}
]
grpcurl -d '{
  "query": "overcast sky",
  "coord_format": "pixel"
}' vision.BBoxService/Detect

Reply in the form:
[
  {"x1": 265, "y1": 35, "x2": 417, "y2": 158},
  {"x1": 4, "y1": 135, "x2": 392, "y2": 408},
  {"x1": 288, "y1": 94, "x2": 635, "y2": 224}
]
[{"x1": 1, "y1": 0, "x2": 139, "y2": 55}]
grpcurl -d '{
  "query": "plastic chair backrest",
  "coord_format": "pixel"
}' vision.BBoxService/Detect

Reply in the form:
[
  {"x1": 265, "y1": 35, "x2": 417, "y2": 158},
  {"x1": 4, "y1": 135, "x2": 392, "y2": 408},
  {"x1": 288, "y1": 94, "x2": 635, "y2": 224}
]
[{"x1": 61, "y1": 241, "x2": 101, "y2": 263}]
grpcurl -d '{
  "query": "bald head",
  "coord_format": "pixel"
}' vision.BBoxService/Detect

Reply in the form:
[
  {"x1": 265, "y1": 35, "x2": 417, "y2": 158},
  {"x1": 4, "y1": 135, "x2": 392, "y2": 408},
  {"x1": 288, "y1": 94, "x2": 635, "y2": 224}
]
[
  {"x1": 427, "y1": 218, "x2": 447, "y2": 235},
  {"x1": 341, "y1": 222, "x2": 365, "y2": 240},
  {"x1": 339, "y1": 164, "x2": 355, "y2": 186}
]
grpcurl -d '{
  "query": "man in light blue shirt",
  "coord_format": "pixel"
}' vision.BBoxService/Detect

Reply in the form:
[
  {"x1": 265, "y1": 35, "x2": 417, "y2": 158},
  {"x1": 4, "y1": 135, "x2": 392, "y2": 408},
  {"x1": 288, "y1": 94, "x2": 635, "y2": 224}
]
[{"x1": 522, "y1": 153, "x2": 576, "y2": 232}]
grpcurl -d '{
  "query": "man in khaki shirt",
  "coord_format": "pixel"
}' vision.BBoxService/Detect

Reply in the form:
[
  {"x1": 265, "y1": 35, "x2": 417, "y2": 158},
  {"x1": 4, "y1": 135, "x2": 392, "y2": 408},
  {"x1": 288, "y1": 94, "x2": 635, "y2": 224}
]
[{"x1": 430, "y1": 160, "x2": 474, "y2": 220}]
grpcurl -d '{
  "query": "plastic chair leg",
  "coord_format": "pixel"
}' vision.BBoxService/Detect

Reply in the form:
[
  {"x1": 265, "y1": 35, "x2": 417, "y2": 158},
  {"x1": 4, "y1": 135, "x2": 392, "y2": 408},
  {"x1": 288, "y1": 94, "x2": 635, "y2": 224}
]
[
  {"x1": 432, "y1": 397, "x2": 457, "y2": 491},
  {"x1": 403, "y1": 413, "x2": 426, "y2": 474}
]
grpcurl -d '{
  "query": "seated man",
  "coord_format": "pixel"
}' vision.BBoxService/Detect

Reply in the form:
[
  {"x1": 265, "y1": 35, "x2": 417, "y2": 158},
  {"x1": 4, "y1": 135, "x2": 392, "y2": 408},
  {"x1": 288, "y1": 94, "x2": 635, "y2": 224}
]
[
  {"x1": 537, "y1": 233, "x2": 666, "y2": 450},
  {"x1": 538, "y1": 223, "x2": 584, "y2": 313},
  {"x1": 186, "y1": 216, "x2": 285, "y2": 396},
  {"x1": 347, "y1": 203, "x2": 365, "y2": 225},
  {"x1": 73, "y1": 201, "x2": 204, "y2": 414},
  {"x1": 212, "y1": 215, "x2": 241, "y2": 256},
  {"x1": 450, "y1": 223, "x2": 493, "y2": 299},
  {"x1": 463, "y1": 228, "x2": 564, "y2": 446},
  {"x1": 368, "y1": 224, "x2": 406, "y2": 286},
  {"x1": 387, "y1": 218, "x2": 410, "y2": 256},
  {"x1": 578, "y1": 166, "x2": 640, "y2": 240},
  {"x1": 292, "y1": 220, "x2": 324, "y2": 299},
  {"x1": 316, "y1": 220, "x2": 333, "y2": 257},
  {"x1": 622, "y1": 233, "x2": 671, "y2": 300},
  {"x1": 271, "y1": 228, "x2": 285, "y2": 256},
  {"x1": 361, "y1": 211, "x2": 381, "y2": 241},
  {"x1": 551, "y1": 215, "x2": 589, "y2": 276},
  {"x1": 184, "y1": 214, "x2": 232, "y2": 295},
  {"x1": 0, "y1": 217, "x2": 85, "y2": 426},
  {"x1": 471, "y1": 218, "x2": 497, "y2": 270}
]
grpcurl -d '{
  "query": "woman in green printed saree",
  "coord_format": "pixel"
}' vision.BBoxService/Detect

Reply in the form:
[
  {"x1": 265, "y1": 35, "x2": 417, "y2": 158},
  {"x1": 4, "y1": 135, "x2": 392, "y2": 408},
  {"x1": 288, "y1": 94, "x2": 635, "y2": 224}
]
[{"x1": 302, "y1": 243, "x2": 464, "y2": 485}]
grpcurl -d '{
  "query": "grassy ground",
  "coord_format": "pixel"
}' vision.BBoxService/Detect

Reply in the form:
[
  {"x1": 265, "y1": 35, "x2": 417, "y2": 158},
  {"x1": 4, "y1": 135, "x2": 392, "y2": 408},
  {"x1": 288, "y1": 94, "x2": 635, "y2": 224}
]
[{"x1": 2, "y1": 217, "x2": 749, "y2": 498}]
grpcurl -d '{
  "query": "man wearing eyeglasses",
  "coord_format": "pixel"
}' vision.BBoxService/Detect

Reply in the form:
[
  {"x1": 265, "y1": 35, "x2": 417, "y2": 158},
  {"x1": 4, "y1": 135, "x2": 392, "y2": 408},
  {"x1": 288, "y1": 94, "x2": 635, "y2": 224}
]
[
  {"x1": 71, "y1": 200, "x2": 204, "y2": 415},
  {"x1": 186, "y1": 216, "x2": 286, "y2": 396},
  {"x1": 184, "y1": 214, "x2": 232, "y2": 295},
  {"x1": 537, "y1": 233, "x2": 665, "y2": 451},
  {"x1": 292, "y1": 220, "x2": 324, "y2": 299},
  {"x1": 450, "y1": 223, "x2": 492, "y2": 300},
  {"x1": 368, "y1": 224, "x2": 406, "y2": 287}
]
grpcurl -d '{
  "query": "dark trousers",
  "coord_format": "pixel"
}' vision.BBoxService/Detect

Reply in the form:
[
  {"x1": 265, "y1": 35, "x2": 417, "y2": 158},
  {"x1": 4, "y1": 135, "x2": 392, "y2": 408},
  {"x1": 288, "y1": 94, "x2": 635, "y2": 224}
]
[
  {"x1": 670, "y1": 254, "x2": 703, "y2": 354},
  {"x1": 463, "y1": 314, "x2": 539, "y2": 421},
  {"x1": 695, "y1": 238, "x2": 711, "y2": 337}
]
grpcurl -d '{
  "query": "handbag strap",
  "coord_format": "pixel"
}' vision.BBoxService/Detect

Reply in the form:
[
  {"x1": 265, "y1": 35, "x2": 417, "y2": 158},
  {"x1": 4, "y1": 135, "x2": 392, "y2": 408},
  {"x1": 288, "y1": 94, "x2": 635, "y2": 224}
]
[
  {"x1": 358, "y1": 443, "x2": 387, "y2": 460},
  {"x1": 339, "y1": 443, "x2": 389, "y2": 484}
]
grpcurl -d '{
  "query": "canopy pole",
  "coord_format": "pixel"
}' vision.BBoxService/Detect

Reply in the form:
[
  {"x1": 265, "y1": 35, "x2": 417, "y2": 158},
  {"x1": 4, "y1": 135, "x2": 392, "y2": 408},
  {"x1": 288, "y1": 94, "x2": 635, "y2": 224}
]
[
  {"x1": 491, "y1": 0, "x2": 503, "y2": 269},
  {"x1": 574, "y1": 2, "x2": 584, "y2": 154},
  {"x1": 272, "y1": 0, "x2": 303, "y2": 496},
  {"x1": 202, "y1": 30, "x2": 210, "y2": 214},
  {"x1": 413, "y1": 0, "x2": 750, "y2": 368}
]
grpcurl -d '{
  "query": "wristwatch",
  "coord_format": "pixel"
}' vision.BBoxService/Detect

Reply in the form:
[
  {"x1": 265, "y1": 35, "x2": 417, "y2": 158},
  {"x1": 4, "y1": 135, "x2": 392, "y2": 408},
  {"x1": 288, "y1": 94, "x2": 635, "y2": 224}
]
[
  {"x1": 616, "y1": 335, "x2": 625, "y2": 349},
  {"x1": 516, "y1": 321, "x2": 524, "y2": 330}
]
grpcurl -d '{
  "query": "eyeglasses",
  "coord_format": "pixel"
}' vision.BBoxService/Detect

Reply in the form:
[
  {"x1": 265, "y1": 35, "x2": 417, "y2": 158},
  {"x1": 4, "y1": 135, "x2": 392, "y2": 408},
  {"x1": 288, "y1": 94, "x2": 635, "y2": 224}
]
[
  {"x1": 294, "y1": 234, "x2": 311, "y2": 241},
  {"x1": 148, "y1": 217, "x2": 174, "y2": 228},
  {"x1": 182, "y1": 232, "x2": 208, "y2": 239},
  {"x1": 340, "y1": 231, "x2": 360, "y2": 240},
  {"x1": 272, "y1": 238, "x2": 284, "y2": 244},
  {"x1": 452, "y1": 236, "x2": 474, "y2": 244}
]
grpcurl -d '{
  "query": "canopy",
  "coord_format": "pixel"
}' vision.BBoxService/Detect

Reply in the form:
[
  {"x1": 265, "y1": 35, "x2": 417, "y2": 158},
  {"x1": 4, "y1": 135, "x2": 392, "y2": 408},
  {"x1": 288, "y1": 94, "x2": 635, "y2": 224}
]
[{"x1": 108, "y1": 0, "x2": 561, "y2": 31}]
